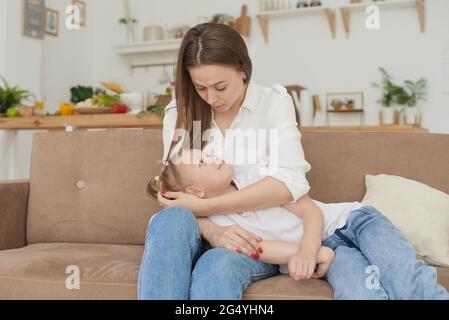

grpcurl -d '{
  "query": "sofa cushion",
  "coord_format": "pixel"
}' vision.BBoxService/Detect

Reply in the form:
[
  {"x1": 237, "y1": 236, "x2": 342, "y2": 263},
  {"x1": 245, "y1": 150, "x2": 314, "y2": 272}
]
[
  {"x1": 244, "y1": 274, "x2": 333, "y2": 300},
  {"x1": 27, "y1": 129, "x2": 163, "y2": 245},
  {"x1": 362, "y1": 174, "x2": 449, "y2": 267},
  {"x1": 0, "y1": 243, "x2": 447, "y2": 300},
  {"x1": 0, "y1": 243, "x2": 143, "y2": 300}
]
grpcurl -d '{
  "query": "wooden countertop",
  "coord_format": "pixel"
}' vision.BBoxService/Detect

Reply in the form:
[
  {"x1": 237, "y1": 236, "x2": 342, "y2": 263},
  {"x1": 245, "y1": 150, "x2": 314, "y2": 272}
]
[{"x1": 0, "y1": 114, "x2": 427, "y2": 132}]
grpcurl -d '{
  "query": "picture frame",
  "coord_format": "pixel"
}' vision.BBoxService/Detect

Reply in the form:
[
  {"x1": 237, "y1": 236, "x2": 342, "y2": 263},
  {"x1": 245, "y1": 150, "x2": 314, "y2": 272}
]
[
  {"x1": 45, "y1": 8, "x2": 59, "y2": 37},
  {"x1": 23, "y1": 0, "x2": 45, "y2": 39},
  {"x1": 72, "y1": 0, "x2": 86, "y2": 27},
  {"x1": 326, "y1": 92, "x2": 364, "y2": 112}
]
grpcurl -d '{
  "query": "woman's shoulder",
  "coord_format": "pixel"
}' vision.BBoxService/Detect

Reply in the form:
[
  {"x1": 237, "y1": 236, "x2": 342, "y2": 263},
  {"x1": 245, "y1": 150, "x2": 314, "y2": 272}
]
[{"x1": 253, "y1": 82, "x2": 291, "y2": 107}]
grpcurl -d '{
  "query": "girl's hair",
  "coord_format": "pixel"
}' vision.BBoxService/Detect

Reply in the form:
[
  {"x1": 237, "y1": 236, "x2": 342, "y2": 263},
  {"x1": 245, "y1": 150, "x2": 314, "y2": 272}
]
[
  {"x1": 167, "y1": 23, "x2": 252, "y2": 158},
  {"x1": 147, "y1": 160, "x2": 185, "y2": 200}
]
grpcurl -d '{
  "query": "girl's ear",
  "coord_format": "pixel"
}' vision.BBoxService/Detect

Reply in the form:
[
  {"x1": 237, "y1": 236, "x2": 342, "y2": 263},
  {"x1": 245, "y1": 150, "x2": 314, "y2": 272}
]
[{"x1": 185, "y1": 185, "x2": 206, "y2": 198}]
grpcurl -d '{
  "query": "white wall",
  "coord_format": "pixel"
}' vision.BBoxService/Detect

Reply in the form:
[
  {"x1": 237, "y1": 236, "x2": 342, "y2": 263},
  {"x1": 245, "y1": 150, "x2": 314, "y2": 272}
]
[
  {"x1": 0, "y1": 0, "x2": 93, "y2": 180},
  {"x1": 43, "y1": 0, "x2": 94, "y2": 110},
  {"x1": 0, "y1": 0, "x2": 6, "y2": 76},
  {"x1": 1, "y1": 0, "x2": 449, "y2": 180},
  {"x1": 91, "y1": 0, "x2": 449, "y2": 132}
]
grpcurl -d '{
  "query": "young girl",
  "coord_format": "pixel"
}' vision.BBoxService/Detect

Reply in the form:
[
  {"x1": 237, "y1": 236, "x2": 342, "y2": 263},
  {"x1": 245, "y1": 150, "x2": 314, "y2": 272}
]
[
  {"x1": 148, "y1": 148, "x2": 339, "y2": 279},
  {"x1": 147, "y1": 149, "x2": 449, "y2": 300}
]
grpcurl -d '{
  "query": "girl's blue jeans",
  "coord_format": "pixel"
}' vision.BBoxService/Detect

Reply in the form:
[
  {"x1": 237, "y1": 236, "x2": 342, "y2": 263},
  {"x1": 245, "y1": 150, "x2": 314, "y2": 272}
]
[{"x1": 138, "y1": 206, "x2": 449, "y2": 300}]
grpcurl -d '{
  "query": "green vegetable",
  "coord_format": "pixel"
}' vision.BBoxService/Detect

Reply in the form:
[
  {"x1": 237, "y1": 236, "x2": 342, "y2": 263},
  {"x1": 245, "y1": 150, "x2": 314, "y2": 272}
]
[
  {"x1": 93, "y1": 93, "x2": 121, "y2": 107},
  {"x1": 70, "y1": 86, "x2": 105, "y2": 104}
]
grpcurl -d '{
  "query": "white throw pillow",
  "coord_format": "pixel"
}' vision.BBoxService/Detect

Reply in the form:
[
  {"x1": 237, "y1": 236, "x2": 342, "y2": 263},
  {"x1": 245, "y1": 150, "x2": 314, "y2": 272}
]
[{"x1": 361, "y1": 174, "x2": 449, "y2": 267}]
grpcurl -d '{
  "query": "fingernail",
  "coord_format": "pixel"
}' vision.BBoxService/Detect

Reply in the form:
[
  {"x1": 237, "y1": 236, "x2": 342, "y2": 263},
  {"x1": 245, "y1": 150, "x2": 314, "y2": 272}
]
[
  {"x1": 236, "y1": 249, "x2": 242, "y2": 254},
  {"x1": 258, "y1": 248, "x2": 263, "y2": 254},
  {"x1": 251, "y1": 253, "x2": 259, "y2": 259}
]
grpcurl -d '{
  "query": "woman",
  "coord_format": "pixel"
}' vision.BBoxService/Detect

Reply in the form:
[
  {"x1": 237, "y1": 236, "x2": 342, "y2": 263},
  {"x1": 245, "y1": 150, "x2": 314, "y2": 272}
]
[{"x1": 138, "y1": 22, "x2": 320, "y2": 300}]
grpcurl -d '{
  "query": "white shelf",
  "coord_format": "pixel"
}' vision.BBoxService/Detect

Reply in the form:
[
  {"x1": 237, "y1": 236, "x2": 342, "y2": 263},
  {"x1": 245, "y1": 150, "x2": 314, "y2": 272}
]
[
  {"x1": 340, "y1": 0, "x2": 422, "y2": 11},
  {"x1": 255, "y1": 6, "x2": 336, "y2": 42},
  {"x1": 113, "y1": 36, "x2": 251, "y2": 71},
  {"x1": 255, "y1": 0, "x2": 425, "y2": 42},
  {"x1": 256, "y1": 6, "x2": 330, "y2": 19},
  {"x1": 112, "y1": 39, "x2": 182, "y2": 70},
  {"x1": 340, "y1": 0, "x2": 426, "y2": 37}
]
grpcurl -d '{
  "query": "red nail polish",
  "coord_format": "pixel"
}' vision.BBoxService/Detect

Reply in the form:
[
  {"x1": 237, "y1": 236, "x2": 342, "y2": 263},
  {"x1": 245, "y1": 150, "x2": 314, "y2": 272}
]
[
  {"x1": 251, "y1": 253, "x2": 259, "y2": 259},
  {"x1": 236, "y1": 249, "x2": 242, "y2": 254},
  {"x1": 258, "y1": 248, "x2": 263, "y2": 254}
]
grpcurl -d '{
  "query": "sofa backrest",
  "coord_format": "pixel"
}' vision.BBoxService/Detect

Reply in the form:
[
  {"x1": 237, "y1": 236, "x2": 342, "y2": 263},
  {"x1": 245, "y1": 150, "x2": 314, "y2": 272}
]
[
  {"x1": 302, "y1": 132, "x2": 449, "y2": 203},
  {"x1": 26, "y1": 130, "x2": 449, "y2": 245},
  {"x1": 27, "y1": 129, "x2": 163, "y2": 245}
]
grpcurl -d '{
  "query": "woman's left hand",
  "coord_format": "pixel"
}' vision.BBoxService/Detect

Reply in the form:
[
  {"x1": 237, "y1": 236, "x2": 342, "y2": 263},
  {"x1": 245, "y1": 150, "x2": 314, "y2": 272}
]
[{"x1": 158, "y1": 191, "x2": 208, "y2": 216}]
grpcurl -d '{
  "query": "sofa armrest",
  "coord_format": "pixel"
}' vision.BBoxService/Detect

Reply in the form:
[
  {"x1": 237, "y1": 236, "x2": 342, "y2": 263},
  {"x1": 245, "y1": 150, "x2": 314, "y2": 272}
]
[{"x1": 0, "y1": 180, "x2": 29, "y2": 250}]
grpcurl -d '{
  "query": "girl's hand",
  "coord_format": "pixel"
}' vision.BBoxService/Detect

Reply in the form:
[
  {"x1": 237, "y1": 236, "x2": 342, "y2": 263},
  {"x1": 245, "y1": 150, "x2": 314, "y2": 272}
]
[
  {"x1": 288, "y1": 249, "x2": 317, "y2": 281},
  {"x1": 158, "y1": 191, "x2": 207, "y2": 216},
  {"x1": 208, "y1": 224, "x2": 264, "y2": 259}
]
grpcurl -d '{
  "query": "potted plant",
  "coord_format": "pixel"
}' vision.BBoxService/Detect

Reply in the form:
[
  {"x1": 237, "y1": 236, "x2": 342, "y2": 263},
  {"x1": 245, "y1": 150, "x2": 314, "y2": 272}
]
[
  {"x1": 403, "y1": 78, "x2": 427, "y2": 125},
  {"x1": 119, "y1": 16, "x2": 138, "y2": 43},
  {"x1": 372, "y1": 68, "x2": 412, "y2": 125},
  {"x1": 0, "y1": 76, "x2": 31, "y2": 117}
]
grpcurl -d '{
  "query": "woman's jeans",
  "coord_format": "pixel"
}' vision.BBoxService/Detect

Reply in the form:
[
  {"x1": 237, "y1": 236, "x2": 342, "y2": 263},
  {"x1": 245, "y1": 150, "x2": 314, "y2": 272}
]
[
  {"x1": 137, "y1": 207, "x2": 279, "y2": 300},
  {"x1": 322, "y1": 205, "x2": 449, "y2": 300}
]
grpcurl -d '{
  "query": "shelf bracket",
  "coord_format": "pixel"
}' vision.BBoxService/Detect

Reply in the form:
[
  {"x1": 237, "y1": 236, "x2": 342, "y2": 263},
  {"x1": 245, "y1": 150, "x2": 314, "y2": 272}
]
[
  {"x1": 340, "y1": 8, "x2": 351, "y2": 38},
  {"x1": 325, "y1": 9, "x2": 336, "y2": 39},
  {"x1": 416, "y1": 0, "x2": 426, "y2": 33},
  {"x1": 257, "y1": 15, "x2": 269, "y2": 44}
]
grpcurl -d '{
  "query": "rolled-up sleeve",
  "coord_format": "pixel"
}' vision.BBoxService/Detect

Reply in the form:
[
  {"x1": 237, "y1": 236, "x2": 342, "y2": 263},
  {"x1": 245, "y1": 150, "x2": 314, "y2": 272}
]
[{"x1": 266, "y1": 94, "x2": 311, "y2": 202}]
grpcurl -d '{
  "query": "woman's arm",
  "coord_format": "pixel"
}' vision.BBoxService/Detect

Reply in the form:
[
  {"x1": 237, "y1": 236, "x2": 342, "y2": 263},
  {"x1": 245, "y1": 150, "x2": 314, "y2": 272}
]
[
  {"x1": 159, "y1": 92, "x2": 311, "y2": 216},
  {"x1": 160, "y1": 176, "x2": 292, "y2": 217},
  {"x1": 196, "y1": 218, "x2": 263, "y2": 257}
]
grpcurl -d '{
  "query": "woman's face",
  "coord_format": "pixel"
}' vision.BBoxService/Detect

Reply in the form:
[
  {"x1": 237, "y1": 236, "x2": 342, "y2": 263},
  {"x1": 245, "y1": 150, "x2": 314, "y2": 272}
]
[
  {"x1": 188, "y1": 64, "x2": 247, "y2": 113},
  {"x1": 176, "y1": 149, "x2": 234, "y2": 198}
]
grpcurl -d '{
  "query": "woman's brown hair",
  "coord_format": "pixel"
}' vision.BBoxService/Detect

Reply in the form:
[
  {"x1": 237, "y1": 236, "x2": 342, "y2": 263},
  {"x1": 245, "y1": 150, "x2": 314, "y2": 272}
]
[
  {"x1": 148, "y1": 23, "x2": 252, "y2": 199},
  {"x1": 169, "y1": 22, "x2": 252, "y2": 158}
]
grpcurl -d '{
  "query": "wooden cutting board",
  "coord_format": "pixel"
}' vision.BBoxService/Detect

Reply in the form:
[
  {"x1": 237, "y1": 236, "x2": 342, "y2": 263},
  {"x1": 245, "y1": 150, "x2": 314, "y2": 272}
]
[{"x1": 235, "y1": 5, "x2": 251, "y2": 37}]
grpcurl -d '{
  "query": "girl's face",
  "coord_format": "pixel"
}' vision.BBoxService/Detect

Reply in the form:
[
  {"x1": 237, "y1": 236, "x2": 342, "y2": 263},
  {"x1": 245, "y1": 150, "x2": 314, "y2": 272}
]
[
  {"x1": 176, "y1": 149, "x2": 234, "y2": 198},
  {"x1": 188, "y1": 64, "x2": 247, "y2": 114}
]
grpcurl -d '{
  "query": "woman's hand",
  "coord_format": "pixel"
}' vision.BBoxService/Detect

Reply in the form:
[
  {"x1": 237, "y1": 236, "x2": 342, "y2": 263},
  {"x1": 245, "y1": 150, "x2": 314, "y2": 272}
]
[
  {"x1": 208, "y1": 224, "x2": 264, "y2": 258},
  {"x1": 158, "y1": 191, "x2": 208, "y2": 216}
]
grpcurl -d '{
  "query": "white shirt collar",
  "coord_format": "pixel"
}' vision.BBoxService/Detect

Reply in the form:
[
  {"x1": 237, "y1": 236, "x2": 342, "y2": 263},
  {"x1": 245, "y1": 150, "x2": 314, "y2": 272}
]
[{"x1": 240, "y1": 80, "x2": 258, "y2": 113}]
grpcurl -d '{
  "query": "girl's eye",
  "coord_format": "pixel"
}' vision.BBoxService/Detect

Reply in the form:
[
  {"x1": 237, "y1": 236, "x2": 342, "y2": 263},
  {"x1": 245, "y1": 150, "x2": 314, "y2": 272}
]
[
  {"x1": 216, "y1": 87, "x2": 226, "y2": 91},
  {"x1": 197, "y1": 87, "x2": 205, "y2": 91}
]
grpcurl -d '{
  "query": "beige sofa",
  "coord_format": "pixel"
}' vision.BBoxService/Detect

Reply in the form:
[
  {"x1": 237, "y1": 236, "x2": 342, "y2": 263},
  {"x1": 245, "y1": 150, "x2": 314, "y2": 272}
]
[{"x1": 0, "y1": 129, "x2": 448, "y2": 300}]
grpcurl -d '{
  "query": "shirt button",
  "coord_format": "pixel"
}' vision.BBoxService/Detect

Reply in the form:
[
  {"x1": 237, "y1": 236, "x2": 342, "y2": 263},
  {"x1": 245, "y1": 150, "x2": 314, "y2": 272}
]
[{"x1": 76, "y1": 180, "x2": 86, "y2": 190}]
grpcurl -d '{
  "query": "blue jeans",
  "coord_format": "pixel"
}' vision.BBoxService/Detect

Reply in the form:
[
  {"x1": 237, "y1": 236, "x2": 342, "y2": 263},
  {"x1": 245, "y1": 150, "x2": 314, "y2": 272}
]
[
  {"x1": 137, "y1": 207, "x2": 279, "y2": 300},
  {"x1": 322, "y1": 205, "x2": 449, "y2": 300}
]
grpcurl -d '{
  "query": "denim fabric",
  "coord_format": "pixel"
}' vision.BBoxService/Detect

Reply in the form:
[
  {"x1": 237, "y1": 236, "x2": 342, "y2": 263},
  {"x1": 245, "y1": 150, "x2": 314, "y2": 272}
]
[
  {"x1": 322, "y1": 206, "x2": 449, "y2": 300},
  {"x1": 137, "y1": 207, "x2": 279, "y2": 300}
]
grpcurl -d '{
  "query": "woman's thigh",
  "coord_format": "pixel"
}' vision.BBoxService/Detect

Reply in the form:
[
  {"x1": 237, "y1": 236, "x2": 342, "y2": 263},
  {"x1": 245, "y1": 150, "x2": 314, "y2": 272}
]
[
  {"x1": 326, "y1": 245, "x2": 389, "y2": 300},
  {"x1": 190, "y1": 248, "x2": 279, "y2": 300}
]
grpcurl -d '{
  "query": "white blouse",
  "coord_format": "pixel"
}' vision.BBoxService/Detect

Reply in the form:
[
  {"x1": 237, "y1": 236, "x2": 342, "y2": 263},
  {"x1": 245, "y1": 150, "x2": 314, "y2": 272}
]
[{"x1": 162, "y1": 80, "x2": 312, "y2": 202}]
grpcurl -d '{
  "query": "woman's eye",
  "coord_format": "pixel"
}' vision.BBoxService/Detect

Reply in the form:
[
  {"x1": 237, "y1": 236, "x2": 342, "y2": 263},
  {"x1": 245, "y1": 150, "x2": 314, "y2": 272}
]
[
  {"x1": 197, "y1": 87, "x2": 205, "y2": 91},
  {"x1": 216, "y1": 87, "x2": 226, "y2": 91}
]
